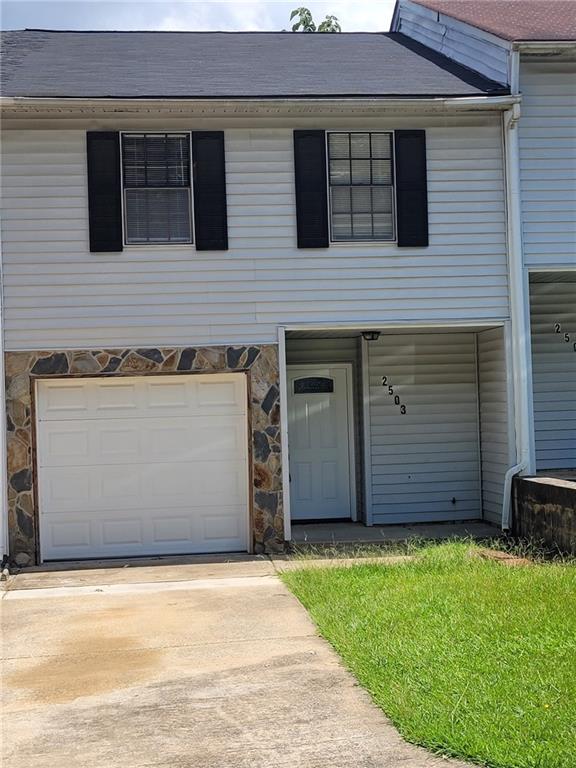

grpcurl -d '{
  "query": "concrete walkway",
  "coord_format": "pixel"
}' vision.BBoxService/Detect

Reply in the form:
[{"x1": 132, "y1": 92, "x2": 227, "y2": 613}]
[
  {"x1": 2, "y1": 560, "x2": 471, "y2": 768},
  {"x1": 292, "y1": 520, "x2": 500, "y2": 545}
]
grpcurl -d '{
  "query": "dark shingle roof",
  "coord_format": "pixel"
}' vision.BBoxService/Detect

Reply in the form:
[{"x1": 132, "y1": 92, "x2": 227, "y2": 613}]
[
  {"x1": 0, "y1": 30, "x2": 509, "y2": 99},
  {"x1": 416, "y1": 0, "x2": 576, "y2": 42}
]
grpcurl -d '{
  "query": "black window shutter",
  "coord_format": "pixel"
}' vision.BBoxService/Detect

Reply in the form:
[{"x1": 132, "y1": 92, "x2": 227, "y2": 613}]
[
  {"x1": 293, "y1": 130, "x2": 329, "y2": 248},
  {"x1": 86, "y1": 131, "x2": 123, "y2": 252},
  {"x1": 394, "y1": 130, "x2": 429, "y2": 248},
  {"x1": 192, "y1": 131, "x2": 228, "y2": 251}
]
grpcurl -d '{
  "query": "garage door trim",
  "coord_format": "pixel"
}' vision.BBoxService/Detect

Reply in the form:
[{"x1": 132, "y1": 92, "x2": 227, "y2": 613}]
[{"x1": 33, "y1": 371, "x2": 252, "y2": 562}]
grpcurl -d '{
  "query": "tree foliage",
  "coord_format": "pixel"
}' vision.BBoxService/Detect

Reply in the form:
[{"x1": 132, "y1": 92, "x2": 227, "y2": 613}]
[{"x1": 290, "y1": 7, "x2": 342, "y2": 32}]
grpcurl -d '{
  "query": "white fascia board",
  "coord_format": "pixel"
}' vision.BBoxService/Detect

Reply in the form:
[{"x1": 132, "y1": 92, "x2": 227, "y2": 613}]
[
  {"x1": 515, "y1": 41, "x2": 576, "y2": 50},
  {"x1": 0, "y1": 95, "x2": 519, "y2": 116},
  {"x1": 516, "y1": 41, "x2": 576, "y2": 61}
]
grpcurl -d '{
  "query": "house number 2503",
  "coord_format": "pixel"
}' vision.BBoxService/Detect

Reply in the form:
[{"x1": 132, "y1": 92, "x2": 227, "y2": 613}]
[{"x1": 381, "y1": 376, "x2": 407, "y2": 415}]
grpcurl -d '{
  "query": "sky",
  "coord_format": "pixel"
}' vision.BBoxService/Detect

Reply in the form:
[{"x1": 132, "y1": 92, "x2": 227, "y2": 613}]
[{"x1": 0, "y1": 0, "x2": 397, "y2": 32}]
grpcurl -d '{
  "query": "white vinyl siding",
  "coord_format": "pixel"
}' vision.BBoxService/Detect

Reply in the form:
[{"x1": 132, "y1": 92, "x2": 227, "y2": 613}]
[
  {"x1": 393, "y1": 0, "x2": 510, "y2": 85},
  {"x1": 1, "y1": 115, "x2": 508, "y2": 350},
  {"x1": 530, "y1": 279, "x2": 576, "y2": 470},
  {"x1": 365, "y1": 332, "x2": 481, "y2": 524},
  {"x1": 477, "y1": 327, "x2": 511, "y2": 523},
  {"x1": 519, "y1": 61, "x2": 576, "y2": 269}
]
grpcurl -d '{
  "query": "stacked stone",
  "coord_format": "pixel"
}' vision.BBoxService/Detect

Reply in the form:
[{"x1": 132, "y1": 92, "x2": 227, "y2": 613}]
[{"x1": 5, "y1": 344, "x2": 283, "y2": 565}]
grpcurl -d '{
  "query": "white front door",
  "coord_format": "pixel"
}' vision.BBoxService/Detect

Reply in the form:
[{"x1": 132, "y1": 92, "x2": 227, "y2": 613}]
[
  {"x1": 36, "y1": 374, "x2": 249, "y2": 561},
  {"x1": 287, "y1": 366, "x2": 353, "y2": 521}
]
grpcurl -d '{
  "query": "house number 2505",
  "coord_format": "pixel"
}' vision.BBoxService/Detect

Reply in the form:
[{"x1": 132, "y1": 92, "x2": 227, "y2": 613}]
[
  {"x1": 554, "y1": 323, "x2": 575, "y2": 349},
  {"x1": 381, "y1": 376, "x2": 407, "y2": 415}
]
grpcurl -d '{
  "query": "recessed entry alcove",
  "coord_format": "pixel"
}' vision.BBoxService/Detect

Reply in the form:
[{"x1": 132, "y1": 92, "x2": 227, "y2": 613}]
[{"x1": 284, "y1": 325, "x2": 513, "y2": 530}]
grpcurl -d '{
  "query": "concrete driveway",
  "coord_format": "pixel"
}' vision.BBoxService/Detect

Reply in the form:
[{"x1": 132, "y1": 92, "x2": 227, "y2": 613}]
[{"x1": 2, "y1": 558, "x2": 470, "y2": 768}]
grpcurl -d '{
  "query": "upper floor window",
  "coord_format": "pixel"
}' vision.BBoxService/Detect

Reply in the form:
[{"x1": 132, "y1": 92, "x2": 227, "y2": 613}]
[
  {"x1": 121, "y1": 132, "x2": 192, "y2": 245},
  {"x1": 327, "y1": 132, "x2": 394, "y2": 242}
]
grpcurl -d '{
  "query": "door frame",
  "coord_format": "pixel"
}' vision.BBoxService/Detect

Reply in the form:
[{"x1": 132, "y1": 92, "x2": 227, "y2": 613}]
[{"x1": 286, "y1": 362, "x2": 357, "y2": 526}]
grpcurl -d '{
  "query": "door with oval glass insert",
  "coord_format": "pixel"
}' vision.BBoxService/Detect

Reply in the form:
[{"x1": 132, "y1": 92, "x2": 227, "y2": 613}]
[{"x1": 287, "y1": 365, "x2": 353, "y2": 520}]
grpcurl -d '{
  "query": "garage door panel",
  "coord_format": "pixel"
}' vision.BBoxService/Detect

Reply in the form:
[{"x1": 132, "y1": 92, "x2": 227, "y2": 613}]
[
  {"x1": 37, "y1": 374, "x2": 247, "y2": 421},
  {"x1": 101, "y1": 518, "x2": 144, "y2": 546},
  {"x1": 41, "y1": 424, "x2": 90, "y2": 462},
  {"x1": 47, "y1": 520, "x2": 92, "y2": 551},
  {"x1": 41, "y1": 461, "x2": 247, "y2": 514},
  {"x1": 202, "y1": 511, "x2": 243, "y2": 542},
  {"x1": 43, "y1": 506, "x2": 247, "y2": 558},
  {"x1": 39, "y1": 416, "x2": 247, "y2": 467},
  {"x1": 99, "y1": 427, "x2": 140, "y2": 458},
  {"x1": 37, "y1": 374, "x2": 249, "y2": 560},
  {"x1": 95, "y1": 381, "x2": 140, "y2": 413},
  {"x1": 144, "y1": 379, "x2": 189, "y2": 409},
  {"x1": 145, "y1": 461, "x2": 247, "y2": 502},
  {"x1": 39, "y1": 467, "x2": 92, "y2": 508},
  {"x1": 151, "y1": 516, "x2": 194, "y2": 543},
  {"x1": 41, "y1": 382, "x2": 90, "y2": 414}
]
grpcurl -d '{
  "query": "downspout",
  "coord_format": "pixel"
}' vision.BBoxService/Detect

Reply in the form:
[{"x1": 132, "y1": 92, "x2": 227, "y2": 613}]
[{"x1": 501, "y1": 49, "x2": 535, "y2": 530}]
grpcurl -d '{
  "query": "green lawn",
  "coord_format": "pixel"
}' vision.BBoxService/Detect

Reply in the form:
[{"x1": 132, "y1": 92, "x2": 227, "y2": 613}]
[{"x1": 282, "y1": 543, "x2": 576, "y2": 768}]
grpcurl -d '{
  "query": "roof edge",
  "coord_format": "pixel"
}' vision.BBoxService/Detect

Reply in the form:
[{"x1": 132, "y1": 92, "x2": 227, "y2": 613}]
[
  {"x1": 0, "y1": 94, "x2": 519, "y2": 111},
  {"x1": 403, "y1": 0, "x2": 576, "y2": 44},
  {"x1": 6, "y1": 28, "x2": 393, "y2": 35}
]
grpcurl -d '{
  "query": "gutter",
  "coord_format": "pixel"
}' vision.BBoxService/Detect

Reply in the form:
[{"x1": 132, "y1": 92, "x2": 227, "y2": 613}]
[
  {"x1": 0, "y1": 94, "x2": 520, "y2": 113},
  {"x1": 501, "y1": 48, "x2": 535, "y2": 530},
  {"x1": 514, "y1": 40, "x2": 576, "y2": 51}
]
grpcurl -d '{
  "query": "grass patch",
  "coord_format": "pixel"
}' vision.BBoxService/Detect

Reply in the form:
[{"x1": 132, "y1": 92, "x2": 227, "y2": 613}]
[{"x1": 282, "y1": 542, "x2": 576, "y2": 768}]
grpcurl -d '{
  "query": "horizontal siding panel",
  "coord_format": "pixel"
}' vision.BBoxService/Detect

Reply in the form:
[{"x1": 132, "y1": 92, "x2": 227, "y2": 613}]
[
  {"x1": 1, "y1": 120, "x2": 508, "y2": 350},
  {"x1": 520, "y1": 61, "x2": 576, "y2": 269},
  {"x1": 373, "y1": 472, "x2": 478, "y2": 485},
  {"x1": 366, "y1": 331, "x2": 481, "y2": 522},
  {"x1": 530, "y1": 279, "x2": 576, "y2": 470},
  {"x1": 477, "y1": 327, "x2": 510, "y2": 523}
]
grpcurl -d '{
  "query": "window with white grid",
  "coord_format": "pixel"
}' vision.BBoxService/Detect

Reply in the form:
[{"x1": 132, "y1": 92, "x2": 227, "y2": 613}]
[
  {"x1": 121, "y1": 133, "x2": 192, "y2": 245},
  {"x1": 327, "y1": 132, "x2": 395, "y2": 242}
]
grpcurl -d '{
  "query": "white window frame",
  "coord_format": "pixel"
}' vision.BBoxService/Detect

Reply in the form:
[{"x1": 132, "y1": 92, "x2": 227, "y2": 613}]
[
  {"x1": 120, "y1": 131, "x2": 195, "y2": 248},
  {"x1": 326, "y1": 130, "x2": 397, "y2": 245}
]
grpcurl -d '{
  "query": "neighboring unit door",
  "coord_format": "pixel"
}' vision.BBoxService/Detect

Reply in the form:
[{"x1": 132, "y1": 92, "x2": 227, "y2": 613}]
[
  {"x1": 287, "y1": 366, "x2": 353, "y2": 521},
  {"x1": 36, "y1": 374, "x2": 249, "y2": 561}
]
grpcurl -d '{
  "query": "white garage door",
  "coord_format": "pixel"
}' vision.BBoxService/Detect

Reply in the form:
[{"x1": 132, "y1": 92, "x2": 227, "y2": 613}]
[{"x1": 36, "y1": 374, "x2": 249, "y2": 561}]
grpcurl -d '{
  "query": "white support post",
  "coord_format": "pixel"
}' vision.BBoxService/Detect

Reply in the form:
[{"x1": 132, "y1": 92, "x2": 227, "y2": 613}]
[
  {"x1": 277, "y1": 326, "x2": 292, "y2": 544},
  {"x1": 360, "y1": 337, "x2": 374, "y2": 526}
]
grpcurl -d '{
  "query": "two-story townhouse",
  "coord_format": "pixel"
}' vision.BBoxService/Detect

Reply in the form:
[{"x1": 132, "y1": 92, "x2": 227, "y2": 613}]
[
  {"x1": 392, "y1": 0, "x2": 576, "y2": 526},
  {"x1": 1, "y1": 30, "x2": 522, "y2": 565}
]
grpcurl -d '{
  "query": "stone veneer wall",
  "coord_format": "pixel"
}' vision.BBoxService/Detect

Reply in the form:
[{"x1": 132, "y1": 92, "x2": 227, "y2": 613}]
[{"x1": 5, "y1": 345, "x2": 283, "y2": 565}]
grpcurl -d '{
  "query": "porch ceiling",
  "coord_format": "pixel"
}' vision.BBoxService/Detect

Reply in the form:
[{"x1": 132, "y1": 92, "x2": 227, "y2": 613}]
[
  {"x1": 529, "y1": 271, "x2": 576, "y2": 283},
  {"x1": 286, "y1": 325, "x2": 503, "y2": 339}
]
